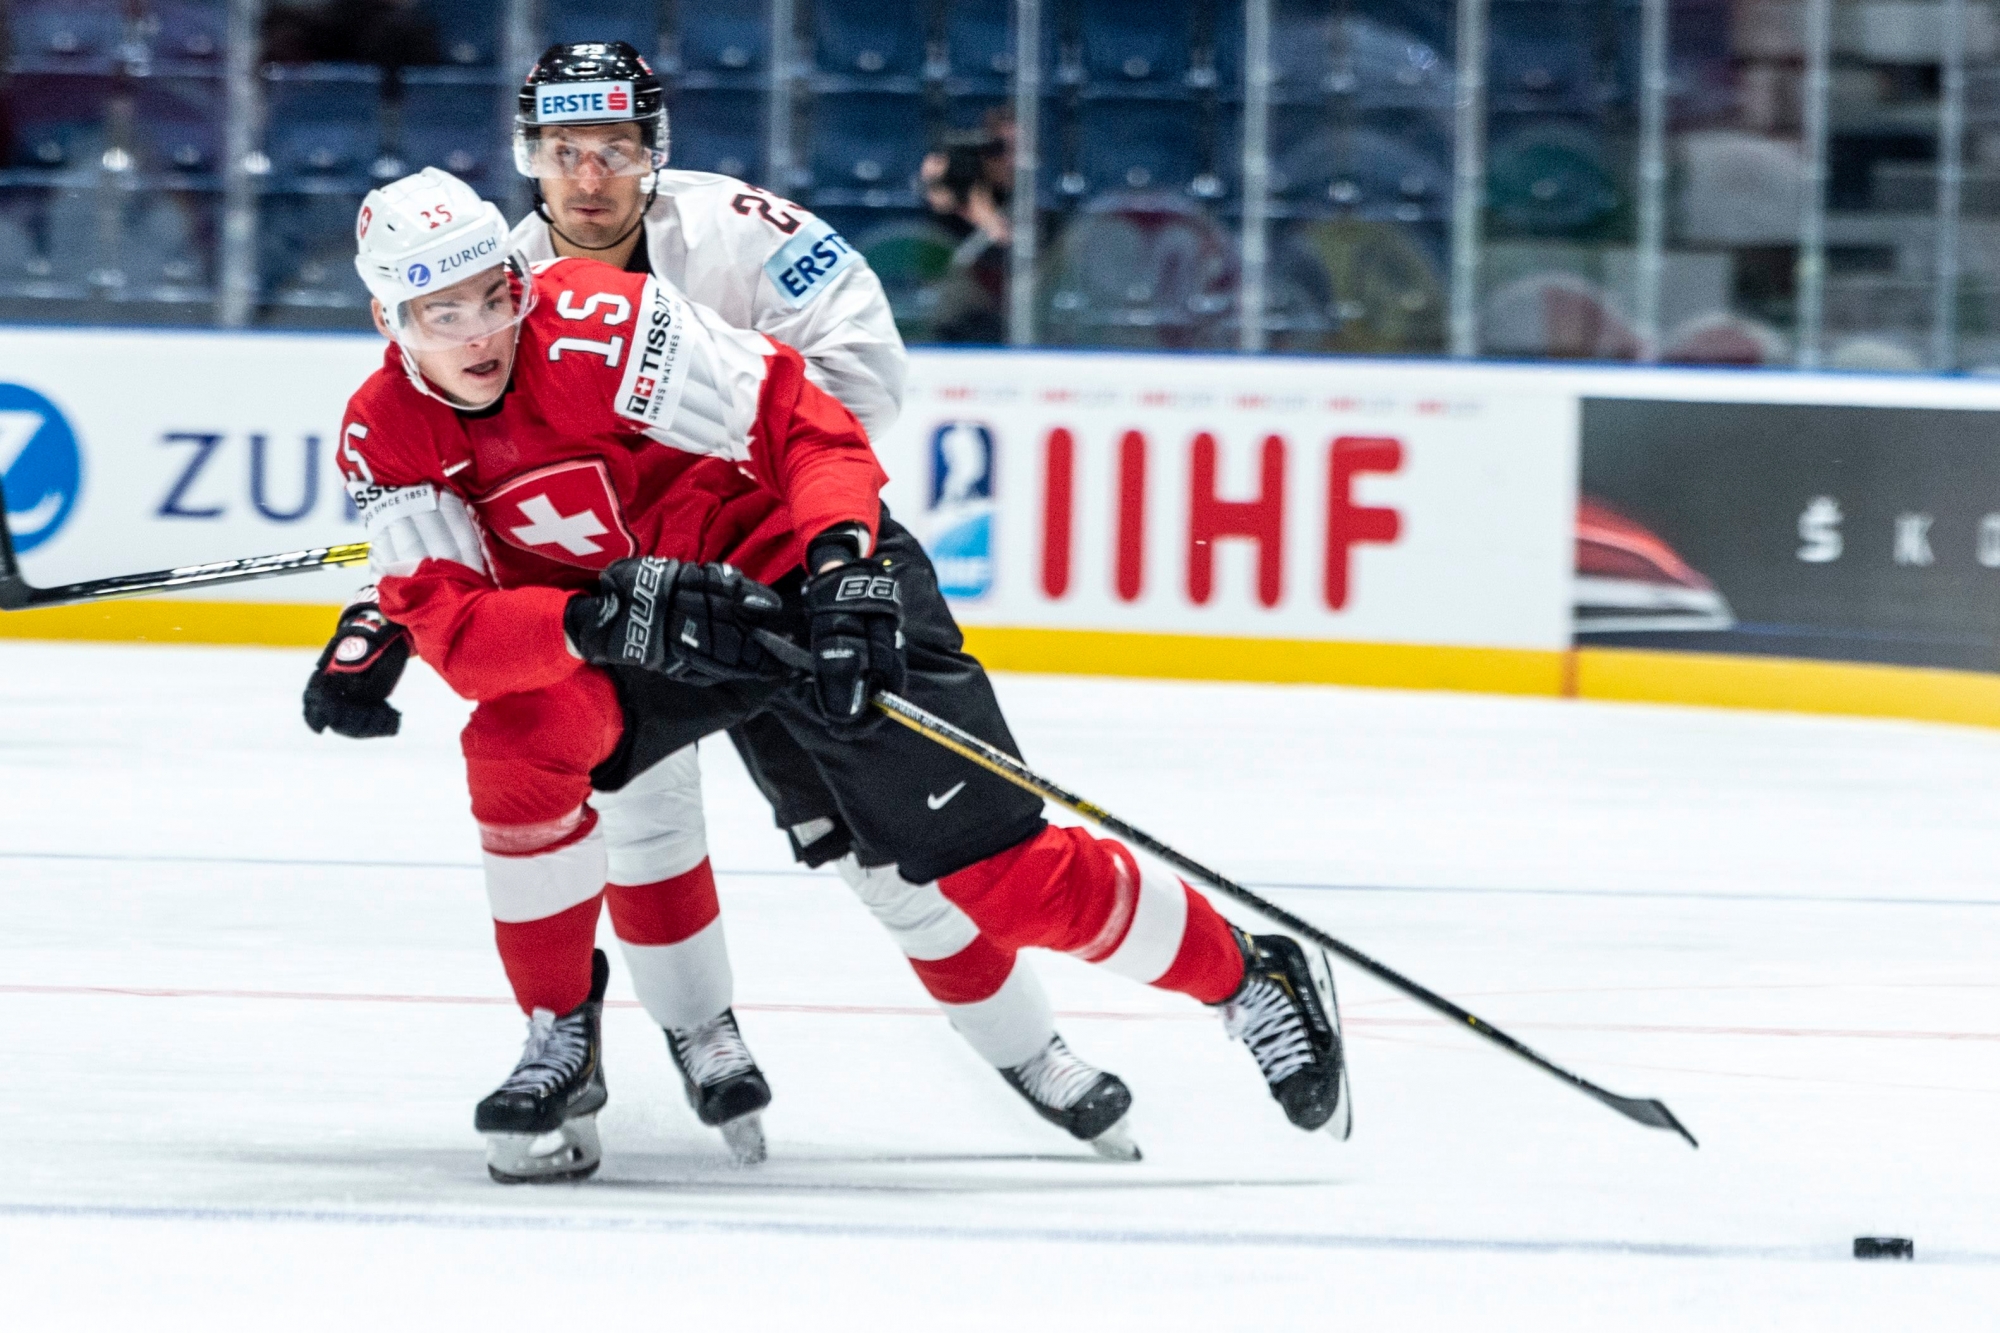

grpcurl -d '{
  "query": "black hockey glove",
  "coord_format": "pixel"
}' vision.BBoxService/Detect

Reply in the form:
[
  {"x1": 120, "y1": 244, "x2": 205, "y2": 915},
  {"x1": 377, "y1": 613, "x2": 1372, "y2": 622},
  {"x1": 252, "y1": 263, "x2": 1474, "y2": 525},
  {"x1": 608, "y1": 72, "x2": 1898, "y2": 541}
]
[
  {"x1": 565, "y1": 557, "x2": 788, "y2": 684},
  {"x1": 303, "y1": 597, "x2": 410, "y2": 740},
  {"x1": 802, "y1": 535, "x2": 905, "y2": 727}
]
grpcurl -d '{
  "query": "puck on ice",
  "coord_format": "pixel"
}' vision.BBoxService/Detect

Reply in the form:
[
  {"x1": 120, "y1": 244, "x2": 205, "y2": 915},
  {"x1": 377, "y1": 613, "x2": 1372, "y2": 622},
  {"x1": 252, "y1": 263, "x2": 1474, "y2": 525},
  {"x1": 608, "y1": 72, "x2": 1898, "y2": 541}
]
[{"x1": 1853, "y1": 1236, "x2": 1914, "y2": 1261}]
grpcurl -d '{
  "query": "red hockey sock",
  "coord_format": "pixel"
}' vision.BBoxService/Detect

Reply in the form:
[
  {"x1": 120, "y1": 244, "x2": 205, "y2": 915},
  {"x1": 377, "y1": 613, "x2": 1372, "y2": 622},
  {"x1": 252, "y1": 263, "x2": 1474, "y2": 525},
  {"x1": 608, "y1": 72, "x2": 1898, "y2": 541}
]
[
  {"x1": 939, "y1": 825, "x2": 1245, "y2": 1004},
  {"x1": 493, "y1": 892, "x2": 603, "y2": 1015},
  {"x1": 606, "y1": 859, "x2": 721, "y2": 946},
  {"x1": 906, "y1": 934, "x2": 1017, "y2": 1005}
]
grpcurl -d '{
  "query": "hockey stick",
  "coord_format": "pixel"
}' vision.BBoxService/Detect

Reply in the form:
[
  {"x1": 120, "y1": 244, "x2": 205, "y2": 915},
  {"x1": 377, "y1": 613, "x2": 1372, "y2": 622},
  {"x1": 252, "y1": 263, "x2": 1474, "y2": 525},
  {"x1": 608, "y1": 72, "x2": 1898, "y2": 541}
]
[
  {"x1": 755, "y1": 628, "x2": 1699, "y2": 1149},
  {"x1": 0, "y1": 477, "x2": 369, "y2": 612}
]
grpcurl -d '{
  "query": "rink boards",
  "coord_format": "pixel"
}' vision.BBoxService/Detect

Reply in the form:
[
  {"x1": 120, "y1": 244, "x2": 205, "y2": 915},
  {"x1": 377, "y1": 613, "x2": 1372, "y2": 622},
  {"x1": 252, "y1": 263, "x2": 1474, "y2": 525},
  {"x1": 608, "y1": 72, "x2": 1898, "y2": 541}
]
[{"x1": 5, "y1": 325, "x2": 2000, "y2": 725}]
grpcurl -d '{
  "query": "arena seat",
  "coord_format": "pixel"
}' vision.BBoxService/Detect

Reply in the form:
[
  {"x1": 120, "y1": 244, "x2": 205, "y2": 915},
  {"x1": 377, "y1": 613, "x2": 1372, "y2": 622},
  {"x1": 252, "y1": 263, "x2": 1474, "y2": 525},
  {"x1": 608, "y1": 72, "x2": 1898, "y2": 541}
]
[
  {"x1": 811, "y1": 92, "x2": 929, "y2": 196},
  {"x1": 679, "y1": 1, "x2": 768, "y2": 76},
  {"x1": 1078, "y1": 0, "x2": 1194, "y2": 87},
  {"x1": 1039, "y1": 195, "x2": 1235, "y2": 349},
  {"x1": 133, "y1": 78, "x2": 223, "y2": 174},
  {"x1": 5, "y1": 74, "x2": 116, "y2": 170},
  {"x1": 815, "y1": 0, "x2": 928, "y2": 80},
  {"x1": 148, "y1": 1, "x2": 226, "y2": 63},
  {"x1": 944, "y1": 0, "x2": 1015, "y2": 81},
  {"x1": 11, "y1": 0, "x2": 125, "y2": 69},
  {"x1": 417, "y1": 0, "x2": 501, "y2": 66},
  {"x1": 669, "y1": 90, "x2": 764, "y2": 181},
  {"x1": 547, "y1": 1, "x2": 657, "y2": 57},
  {"x1": 399, "y1": 72, "x2": 496, "y2": 181},
  {"x1": 264, "y1": 67, "x2": 383, "y2": 184},
  {"x1": 1272, "y1": 121, "x2": 1450, "y2": 216},
  {"x1": 1489, "y1": 1, "x2": 1594, "y2": 112},
  {"x1": 1076, "y1": 100, "x2": 1203, "y2": 195}
]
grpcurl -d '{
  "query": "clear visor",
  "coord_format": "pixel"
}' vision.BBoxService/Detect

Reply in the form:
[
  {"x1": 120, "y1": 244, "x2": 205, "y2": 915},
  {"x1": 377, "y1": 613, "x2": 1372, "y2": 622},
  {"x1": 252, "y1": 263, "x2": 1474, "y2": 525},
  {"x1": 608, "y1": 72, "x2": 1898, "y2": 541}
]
[
  {"x1": 513, "y1": 123, "x2": 666, "y2": 180},
  {"x1": 391, "y1": 254, "x2": 538, "y2": 352}
]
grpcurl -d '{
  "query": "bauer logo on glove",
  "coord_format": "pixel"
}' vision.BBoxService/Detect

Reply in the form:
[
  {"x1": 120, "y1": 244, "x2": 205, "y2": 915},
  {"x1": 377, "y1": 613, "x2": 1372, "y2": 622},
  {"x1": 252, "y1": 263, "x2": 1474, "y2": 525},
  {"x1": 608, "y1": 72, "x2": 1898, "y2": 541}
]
[{"x1": 567, "y1": 557, "x2": 789, "y2": 685}]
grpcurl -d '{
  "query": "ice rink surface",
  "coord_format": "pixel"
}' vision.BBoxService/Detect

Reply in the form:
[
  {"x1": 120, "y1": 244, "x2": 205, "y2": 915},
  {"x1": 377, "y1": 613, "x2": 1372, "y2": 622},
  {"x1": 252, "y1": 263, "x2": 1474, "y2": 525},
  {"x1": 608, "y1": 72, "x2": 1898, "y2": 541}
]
[{"x1": 3, "y1": 640, "x2": 1997, "y2": 1329}]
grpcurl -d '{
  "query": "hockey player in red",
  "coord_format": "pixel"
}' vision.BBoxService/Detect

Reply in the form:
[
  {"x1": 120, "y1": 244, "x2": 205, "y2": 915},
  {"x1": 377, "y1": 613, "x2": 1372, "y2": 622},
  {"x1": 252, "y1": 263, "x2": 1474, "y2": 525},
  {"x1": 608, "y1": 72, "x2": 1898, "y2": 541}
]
[
  {"x1": 313, "y1": 42, "x2": 1138, "y2": 1169},
  {"x1": 342, "y1": 167, "x2": 1349, "y2": 1182}
]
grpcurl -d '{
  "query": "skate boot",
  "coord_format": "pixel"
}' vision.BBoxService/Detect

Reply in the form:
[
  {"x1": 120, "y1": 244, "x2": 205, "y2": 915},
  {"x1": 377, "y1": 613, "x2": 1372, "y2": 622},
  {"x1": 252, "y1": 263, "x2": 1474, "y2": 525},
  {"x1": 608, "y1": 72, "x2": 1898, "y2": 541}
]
[
  {"x1": 475, "y1": 949, "x2": 610, "y2": 1183},
  {"x1": 665, "y1": 1009, "x2": 772, "y2": 1165},
  {"x1": 1218, "y1": 928, "x2": 1352, "y2": 1138},
  {"x1": 1001, "y1": 1034, "x2": 1141, "y2": 1161}
]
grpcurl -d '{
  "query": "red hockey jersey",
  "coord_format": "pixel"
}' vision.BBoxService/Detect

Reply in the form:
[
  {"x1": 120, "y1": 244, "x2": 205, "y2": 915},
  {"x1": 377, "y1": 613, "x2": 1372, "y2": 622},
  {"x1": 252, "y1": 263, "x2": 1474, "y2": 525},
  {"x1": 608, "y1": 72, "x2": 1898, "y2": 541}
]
[{"x1": 336, "y1": 256, "x2": 887, "y2": 702}]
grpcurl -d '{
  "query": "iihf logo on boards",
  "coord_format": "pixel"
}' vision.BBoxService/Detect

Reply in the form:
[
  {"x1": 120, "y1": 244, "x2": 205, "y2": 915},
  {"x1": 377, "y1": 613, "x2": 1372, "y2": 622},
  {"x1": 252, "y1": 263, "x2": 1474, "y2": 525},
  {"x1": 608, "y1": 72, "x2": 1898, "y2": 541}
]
[
  {"x1": 0, "y1": 383, "x2": 82, "y2": 555},
  {"x1": 924, "y1": 421, "x2": 994, "y2": 599}
]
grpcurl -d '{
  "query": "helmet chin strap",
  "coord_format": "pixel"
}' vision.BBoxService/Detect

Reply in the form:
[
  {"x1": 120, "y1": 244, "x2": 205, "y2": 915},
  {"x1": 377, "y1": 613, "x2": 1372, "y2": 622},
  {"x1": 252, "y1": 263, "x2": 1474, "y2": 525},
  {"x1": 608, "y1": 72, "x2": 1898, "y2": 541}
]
[{"x1": 533, "y1": 175, "x2": 660, "y2": 258}]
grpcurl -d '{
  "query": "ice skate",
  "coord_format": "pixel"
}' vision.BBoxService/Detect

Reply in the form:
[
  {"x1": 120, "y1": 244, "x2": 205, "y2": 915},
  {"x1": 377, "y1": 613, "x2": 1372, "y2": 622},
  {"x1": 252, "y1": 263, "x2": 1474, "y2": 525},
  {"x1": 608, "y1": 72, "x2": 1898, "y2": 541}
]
[
  {"x1": 1219, "y1": 929, "x2": 1352, "y2": 1139},
  {"x1": 1001, "y1": 1034, "x2": 1141, "y2": 1161},
  {"x1": 665, "y1": 1009, "x2": 772, "y2": 1165},
  {"x1": 475, "y1": 949, "x2": 610, "y2": 1183}
]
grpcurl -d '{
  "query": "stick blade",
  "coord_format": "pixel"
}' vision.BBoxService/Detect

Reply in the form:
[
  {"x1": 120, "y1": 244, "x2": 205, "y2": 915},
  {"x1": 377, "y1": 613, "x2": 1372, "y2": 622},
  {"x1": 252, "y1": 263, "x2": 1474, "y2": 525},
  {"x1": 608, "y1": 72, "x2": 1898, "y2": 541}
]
[{"x1": 1592, "y1": 1089, "x2": 1699, "y2": 1148}]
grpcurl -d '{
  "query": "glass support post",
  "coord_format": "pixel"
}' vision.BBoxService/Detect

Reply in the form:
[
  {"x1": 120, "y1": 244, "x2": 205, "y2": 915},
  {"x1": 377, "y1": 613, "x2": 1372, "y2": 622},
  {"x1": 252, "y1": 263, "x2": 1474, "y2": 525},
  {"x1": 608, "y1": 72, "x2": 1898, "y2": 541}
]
[
  {"x1": 1008, "y1": 0, "x2": 1042, "y2": 346},
  {"x1": 1935, "y1": 0, "x2": 1968, "y2": 371},
  {"x1": 766, "y1": 0, "x2": 797, "y2": 195},
  {"x1": 217, "y1": 0, "x2": 264, "y2": 327},
  {"x1": 500, "y1": 0, "x2": 543, "y2": 220},
  {"x1": 1634, "y1": 0, "x2": 1669, "y2": 361},
  {"x1": 1449, "y1": 0, "x2": 1488, "y2": 357},
  {"x1": 1239, "y1": 0, "x2": 1272, "y2": 353},
  {"x1": 1796, "y1": 0, "x2": 1831, "y2": 368}
]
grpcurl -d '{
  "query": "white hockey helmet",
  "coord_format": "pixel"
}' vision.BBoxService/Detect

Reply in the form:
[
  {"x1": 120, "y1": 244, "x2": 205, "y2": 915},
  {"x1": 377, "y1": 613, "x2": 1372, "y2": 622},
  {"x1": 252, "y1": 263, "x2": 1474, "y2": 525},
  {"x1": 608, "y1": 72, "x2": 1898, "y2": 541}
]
[{"x1": 353, "y1": 166, "x2": 537, "y2": 354}]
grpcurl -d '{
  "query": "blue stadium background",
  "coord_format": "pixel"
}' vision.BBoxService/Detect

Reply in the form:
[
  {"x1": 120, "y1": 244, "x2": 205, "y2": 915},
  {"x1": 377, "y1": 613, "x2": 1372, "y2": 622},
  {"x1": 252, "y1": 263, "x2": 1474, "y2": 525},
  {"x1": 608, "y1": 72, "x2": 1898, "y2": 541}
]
[{"x1": 1, "y1": 1, "x2": 1991, "y2": 368}]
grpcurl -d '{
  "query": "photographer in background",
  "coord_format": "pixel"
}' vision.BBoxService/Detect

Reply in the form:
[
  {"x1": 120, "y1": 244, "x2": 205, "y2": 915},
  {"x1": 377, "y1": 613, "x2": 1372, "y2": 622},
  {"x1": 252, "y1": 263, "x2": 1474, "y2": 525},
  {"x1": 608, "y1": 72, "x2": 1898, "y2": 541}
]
[{"x1": 920, "y1": 122, "x2": 1013, "y2": 344}]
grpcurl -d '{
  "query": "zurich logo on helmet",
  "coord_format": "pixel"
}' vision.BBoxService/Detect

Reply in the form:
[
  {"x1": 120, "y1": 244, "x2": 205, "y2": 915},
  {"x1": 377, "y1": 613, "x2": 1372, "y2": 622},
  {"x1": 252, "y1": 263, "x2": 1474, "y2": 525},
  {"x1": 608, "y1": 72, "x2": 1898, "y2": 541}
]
[
  {"x1": 407, "y1": 261, "x2": 433, "y2": 288},
  {"x1": 0, "y1": 383, "x2": 83, "y2": 555}
]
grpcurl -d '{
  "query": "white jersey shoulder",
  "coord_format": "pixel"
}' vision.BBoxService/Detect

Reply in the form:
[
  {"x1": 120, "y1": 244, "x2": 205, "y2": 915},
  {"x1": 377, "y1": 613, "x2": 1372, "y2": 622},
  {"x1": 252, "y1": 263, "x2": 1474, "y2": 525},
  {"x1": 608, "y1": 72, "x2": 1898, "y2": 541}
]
[{"x1": 508, "y1": 172, "x2": 906, "y2": 439}]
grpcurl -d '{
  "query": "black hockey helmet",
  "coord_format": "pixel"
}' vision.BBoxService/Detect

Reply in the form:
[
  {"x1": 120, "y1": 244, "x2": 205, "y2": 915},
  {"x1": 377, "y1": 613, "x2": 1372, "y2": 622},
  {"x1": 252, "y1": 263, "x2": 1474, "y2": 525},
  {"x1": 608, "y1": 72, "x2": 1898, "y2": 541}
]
[{"x1": 514, "y1": 41, "x2": 669, "y2": 178}]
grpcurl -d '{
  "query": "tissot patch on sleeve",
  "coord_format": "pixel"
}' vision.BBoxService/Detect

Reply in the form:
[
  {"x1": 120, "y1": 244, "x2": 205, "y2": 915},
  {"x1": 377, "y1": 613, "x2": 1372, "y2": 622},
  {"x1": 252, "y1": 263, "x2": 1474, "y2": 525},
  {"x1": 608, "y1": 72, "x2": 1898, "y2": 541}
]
[
  {"x1": 614, "y1": 277, "x2": 695, "y2": 431},
  {"x1": 348, "y1": 480, "x2": 437, "y2": 531},
  {"x1": 763, "y1": 218, "x2": 861, "y2": 309}
]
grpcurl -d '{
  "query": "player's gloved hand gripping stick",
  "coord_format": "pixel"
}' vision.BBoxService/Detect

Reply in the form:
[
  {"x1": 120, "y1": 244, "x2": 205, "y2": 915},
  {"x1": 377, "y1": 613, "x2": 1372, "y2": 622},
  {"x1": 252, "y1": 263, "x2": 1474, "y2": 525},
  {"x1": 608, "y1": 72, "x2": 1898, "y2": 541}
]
[
  {"x1": 749, "y1": 624, "x2": 1700, "y2": 1151},
  {"x1": 564, "y1": 556, "x2": 791, "y2": 684},
  {"x1": 801, "y1": 528, "x2": 906, "y2": 727}
]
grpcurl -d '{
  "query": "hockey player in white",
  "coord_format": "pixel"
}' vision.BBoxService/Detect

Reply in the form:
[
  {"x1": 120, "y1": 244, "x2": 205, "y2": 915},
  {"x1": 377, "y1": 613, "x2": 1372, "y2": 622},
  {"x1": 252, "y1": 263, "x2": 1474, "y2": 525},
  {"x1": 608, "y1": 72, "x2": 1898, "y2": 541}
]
[{"x1": 307, "y1": 42, "x2": 1137, "y2": 1178}]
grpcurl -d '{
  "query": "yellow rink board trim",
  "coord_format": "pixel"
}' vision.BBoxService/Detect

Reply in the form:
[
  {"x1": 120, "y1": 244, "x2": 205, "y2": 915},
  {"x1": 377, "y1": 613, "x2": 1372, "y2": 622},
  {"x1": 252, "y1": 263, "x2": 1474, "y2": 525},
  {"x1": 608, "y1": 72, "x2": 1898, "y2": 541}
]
[
  {"x1": 0, "y1": 599, "x2": 340, "y2": 647},
  {"x1": 4, "y1": 599, "x2": 1998, "y2": 730},
  {"x1": 960, "y1": 625, "x2": 1569, "y2": 696},
  {"x1": 1573, "y1": 646, "x2": 2000, "y2": 729}
]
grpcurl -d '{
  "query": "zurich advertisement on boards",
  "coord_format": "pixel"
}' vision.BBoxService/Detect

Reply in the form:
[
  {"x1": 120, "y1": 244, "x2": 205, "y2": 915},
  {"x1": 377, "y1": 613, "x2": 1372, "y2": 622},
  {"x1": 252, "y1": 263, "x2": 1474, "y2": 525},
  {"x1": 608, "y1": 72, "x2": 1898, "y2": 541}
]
[
  {"x1": 0, "y1": 381, "x2": 83, "y2": 557},
  {"x1": 1576, "y1": 398, "x2": 2000, "y2": 673}
]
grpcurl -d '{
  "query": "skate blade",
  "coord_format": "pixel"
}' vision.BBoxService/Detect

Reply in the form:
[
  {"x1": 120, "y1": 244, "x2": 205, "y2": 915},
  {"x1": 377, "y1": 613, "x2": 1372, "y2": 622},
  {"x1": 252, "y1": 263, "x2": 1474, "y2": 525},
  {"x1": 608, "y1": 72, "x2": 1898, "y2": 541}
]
[
  {"x1": 1088, "y1": 1116, "x2": 1142, "y2": 1162},
  {"x1": 1310, "y1": 948, "x2": 1355, "y2": 1143},
  {"x1": 486, "y1": 1116, "x2": 602, "y2": 1184},
  {"x1": 720, "y1": 1113, "x2": 766, "y2": 1166},
  {"x1": 1323, "y1": 1064, "x2": 1354, "y2": 1142}
]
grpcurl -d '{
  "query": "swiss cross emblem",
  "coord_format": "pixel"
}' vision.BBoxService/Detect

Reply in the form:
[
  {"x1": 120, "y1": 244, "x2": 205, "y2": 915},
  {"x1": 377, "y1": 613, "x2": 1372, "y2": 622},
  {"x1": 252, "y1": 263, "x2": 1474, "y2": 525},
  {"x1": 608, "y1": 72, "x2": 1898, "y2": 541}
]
[{"x1": 475, "y1": 458, "x2": 637, "y2": 572}]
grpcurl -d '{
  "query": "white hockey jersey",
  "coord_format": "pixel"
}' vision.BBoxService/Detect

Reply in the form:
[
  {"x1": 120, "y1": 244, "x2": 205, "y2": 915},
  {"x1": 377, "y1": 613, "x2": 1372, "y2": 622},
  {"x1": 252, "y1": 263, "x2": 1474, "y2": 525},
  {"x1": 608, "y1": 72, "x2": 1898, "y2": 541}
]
[{"x1": 510, "y1": 171, "x2": 907, "y2": 441}]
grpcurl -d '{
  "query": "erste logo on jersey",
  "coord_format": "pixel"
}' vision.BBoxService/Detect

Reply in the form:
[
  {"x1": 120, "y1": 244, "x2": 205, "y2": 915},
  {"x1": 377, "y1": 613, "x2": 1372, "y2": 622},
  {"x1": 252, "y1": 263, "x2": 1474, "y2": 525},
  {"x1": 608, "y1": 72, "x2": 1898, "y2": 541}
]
[
  {"x1": 475, "y1": 458, "x2": 637, "y2": 572},
  {"x1": 536, "y1": 81, "x2": 635, "y2": 124},
  {"x1": 764, "y1": 218, "x2": 859, "y2": 309}
]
